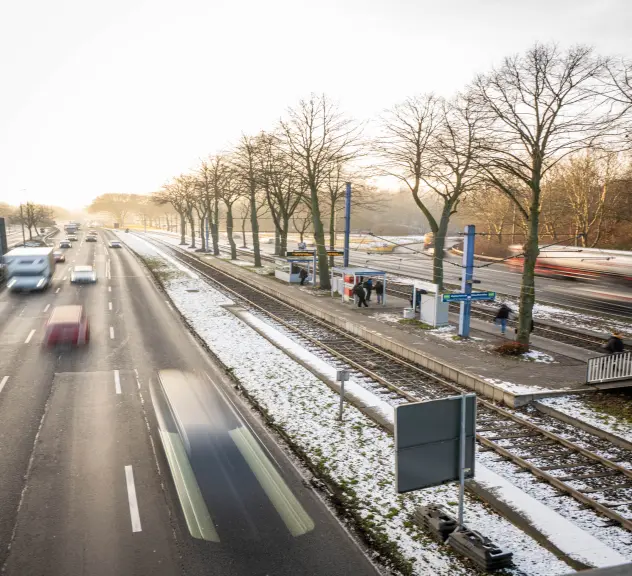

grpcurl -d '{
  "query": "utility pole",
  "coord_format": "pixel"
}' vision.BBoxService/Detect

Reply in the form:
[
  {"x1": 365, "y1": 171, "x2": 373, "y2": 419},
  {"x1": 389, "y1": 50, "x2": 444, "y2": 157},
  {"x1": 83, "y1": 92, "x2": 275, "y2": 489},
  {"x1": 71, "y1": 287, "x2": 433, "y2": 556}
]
[
  {"x1": 343, "y1": 182, "x2": 351, "y2": 267},
  {"x1": 458, "y1": 225, "x2": 475, "y2": 338}
]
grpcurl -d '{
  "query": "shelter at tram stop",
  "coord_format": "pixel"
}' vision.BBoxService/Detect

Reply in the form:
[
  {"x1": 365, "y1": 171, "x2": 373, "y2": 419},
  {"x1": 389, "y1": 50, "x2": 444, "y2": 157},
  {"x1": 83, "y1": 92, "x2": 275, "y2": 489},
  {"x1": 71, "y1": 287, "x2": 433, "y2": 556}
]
[
  {"x1": 331, "y1": 267, "x2": 387, "y2": 305},
  {"x1": 275, "y1": 257, "x2": 314, "y2": 284}
]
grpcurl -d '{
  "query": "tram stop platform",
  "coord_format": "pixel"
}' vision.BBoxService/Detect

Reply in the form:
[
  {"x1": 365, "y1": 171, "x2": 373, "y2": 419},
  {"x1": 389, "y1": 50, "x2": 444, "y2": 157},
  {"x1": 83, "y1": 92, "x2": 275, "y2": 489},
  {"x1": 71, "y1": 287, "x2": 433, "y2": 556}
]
[{"x1": 176, "y1": 250, "x2": 610, "y2": 408}]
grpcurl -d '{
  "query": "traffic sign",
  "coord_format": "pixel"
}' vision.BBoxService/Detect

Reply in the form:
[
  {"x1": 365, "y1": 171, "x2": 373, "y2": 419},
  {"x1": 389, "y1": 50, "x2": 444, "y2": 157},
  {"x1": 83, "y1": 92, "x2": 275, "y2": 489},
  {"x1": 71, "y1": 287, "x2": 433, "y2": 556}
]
[
  {"x1": 286, "y1": 250, "x2": 315, "y2": 257},
  {"x1": 442, "y1": 291, "x2": 496, "y2": 303}
]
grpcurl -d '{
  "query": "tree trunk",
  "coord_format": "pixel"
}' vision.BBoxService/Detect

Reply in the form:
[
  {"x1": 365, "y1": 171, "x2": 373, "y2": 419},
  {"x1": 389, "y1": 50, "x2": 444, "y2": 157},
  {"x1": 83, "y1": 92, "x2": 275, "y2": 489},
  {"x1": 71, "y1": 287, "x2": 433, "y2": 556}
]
[
  {"x1": 329, "y1": 209, "x2": 336, "y2": 268},
  {"x1": 226, "y1": 205, "x2": 237, "y2": 259},
  {"x1": 280, "y1": 215, "x2": 289, "y2": 257},
  {"x1": 188, "y1": 212, "x2": 196, "y2": 248},
  {"x1": 199, "y1": 217, "x2": 206, "y2": 251},
  {"x1": 241, "y1": 217, "x2": 247, "y2": 248},
  {"x1": 310, "y1": 188, "x2": 330, "y2": 290},
  {"x1": 274, "y1": 227, "x2": 280, "y2": 256},
  {"x1": 432, "y1": 204, "x2": 451, "y2": 290},
  {"x1": 249, "y1": 191, "x2": 261, "y2": 267},
  {"x1": 212, "y1": 198, "x2": 220, "y2": 255},
  {"x1": 517, "y1": 187, "x2": 541, "y2": 347}
]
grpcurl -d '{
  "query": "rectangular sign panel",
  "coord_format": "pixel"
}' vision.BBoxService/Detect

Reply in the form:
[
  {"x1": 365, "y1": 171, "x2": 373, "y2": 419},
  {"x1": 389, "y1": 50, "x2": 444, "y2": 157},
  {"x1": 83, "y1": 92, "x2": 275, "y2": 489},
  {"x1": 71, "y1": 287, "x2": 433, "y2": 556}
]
[
  {"x1": 326, "y1": 250, "x2": 345, "y2": 257},
  {"x1": 286, "y1": 251, "x2": 315, "y2": 257},
  {"x1": 442, "y1": 291, "x2": 496, "y2": 303},
  {"x1": 395, "y1": 394, "x2": 476, "y2": 493}
]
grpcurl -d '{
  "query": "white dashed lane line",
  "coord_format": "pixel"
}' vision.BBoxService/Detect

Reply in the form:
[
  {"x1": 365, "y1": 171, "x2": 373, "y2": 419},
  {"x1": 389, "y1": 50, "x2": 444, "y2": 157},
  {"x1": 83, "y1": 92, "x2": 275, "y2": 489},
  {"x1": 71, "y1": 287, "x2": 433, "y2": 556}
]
[
  {"x1": 55, "y1": 288, "x2": 60, "y2": 294},
  {"x1": 109, "y1": 326, "x2": 115, "y2": 339},
  {"x1": 124, "y1": 465, "x2": 142, "y2": 533},
  {"x1": 108, "y1": 302, "x2": 112, "y2": 311},
  {"x1": 44, "y1": 304, "x2": 50, "y2": 312},
  {"x1": 114, "y1": 369, "x2": 121, "y2": 394},
  {"x1": 24, "y1": 329, "x2": 36, "y2": 344},
  {"x1": 108, "y1": 286, "x2": 112, "y2": 292},
  {"x1": 0, "y1": 376, "x2": 8, "y2": 394}
]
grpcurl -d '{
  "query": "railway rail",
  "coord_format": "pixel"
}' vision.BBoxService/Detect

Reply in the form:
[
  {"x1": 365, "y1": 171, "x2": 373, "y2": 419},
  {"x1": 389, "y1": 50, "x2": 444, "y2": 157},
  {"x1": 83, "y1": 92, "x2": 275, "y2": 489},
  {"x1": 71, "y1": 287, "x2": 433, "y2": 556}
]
[{"x1": 137, "y1": 232, "x2": 632, "y2": 533}]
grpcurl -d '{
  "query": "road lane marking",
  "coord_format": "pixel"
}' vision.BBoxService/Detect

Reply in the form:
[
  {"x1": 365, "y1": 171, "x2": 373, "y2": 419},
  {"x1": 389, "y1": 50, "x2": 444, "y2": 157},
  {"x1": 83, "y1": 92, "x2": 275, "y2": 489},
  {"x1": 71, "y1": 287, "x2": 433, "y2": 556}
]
[
  {"x1": 134, "y1": 368, "x2": 141, "y2": 389},
  {"x1": 24, "y1": 329, "x2": 36, "y2": 344},
  {"x1": 62, "y1": 276, "x2": 67, "y2": 281},
  {"x1": 44, "y1": 304, "x2": 50, "y2": 312},
  {"x1": 55, "y1": 288, "x2": 60, "y2": 293},
  {"x1": 124, "y1": 465, "x2": 142, "y2": 532},
  {"x1": 0, "y1": 376, "x2": 8, "y2": 394},
  {"x1": 165, "y1": 300, "x2": 173, "y2": 311},
  {"x1": 108, "y1": 286, "x2": 112, "y2": 292},
  {"x1": 229, "y1": 426, "x2": 314, "y2": 537},
  {"x1": 108, "y1": 302, "x2": 112, "y2": 311},
  {"x1": 110, "y1": 326, "x2": 115, "y2": 339},
  {"x1": 114, "y1": 370, "x2": 121, "y2": 394}
]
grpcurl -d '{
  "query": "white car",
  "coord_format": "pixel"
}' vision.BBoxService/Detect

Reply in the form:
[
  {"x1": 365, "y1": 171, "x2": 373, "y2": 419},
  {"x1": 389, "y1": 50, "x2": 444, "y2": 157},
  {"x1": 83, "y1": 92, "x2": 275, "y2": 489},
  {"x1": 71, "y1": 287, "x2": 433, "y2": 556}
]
[
  {"x1": 109, "y1": 241, "x2": 122, "y2": 248},
  {"x1": 70, "y1": 265, "x2": 97, "y2": 284}
]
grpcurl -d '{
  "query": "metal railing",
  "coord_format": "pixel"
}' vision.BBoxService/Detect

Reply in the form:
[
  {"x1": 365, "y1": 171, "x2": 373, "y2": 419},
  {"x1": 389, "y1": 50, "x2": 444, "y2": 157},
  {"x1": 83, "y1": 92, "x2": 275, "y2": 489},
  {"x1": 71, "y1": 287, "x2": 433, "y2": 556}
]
[{"x1": 587, "y1": 351, "x2": 632, "y2": 383}]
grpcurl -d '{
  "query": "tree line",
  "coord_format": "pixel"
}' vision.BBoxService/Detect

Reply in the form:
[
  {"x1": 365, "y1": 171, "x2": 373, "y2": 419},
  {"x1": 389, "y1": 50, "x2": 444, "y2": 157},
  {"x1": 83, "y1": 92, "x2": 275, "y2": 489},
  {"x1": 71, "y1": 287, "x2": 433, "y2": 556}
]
[
  {"x1": 0, "y1": 202, "x2": 56, "y2": 240},
  {"x1": 98, "y1": 43, "x2": 632, "y2": 347}
]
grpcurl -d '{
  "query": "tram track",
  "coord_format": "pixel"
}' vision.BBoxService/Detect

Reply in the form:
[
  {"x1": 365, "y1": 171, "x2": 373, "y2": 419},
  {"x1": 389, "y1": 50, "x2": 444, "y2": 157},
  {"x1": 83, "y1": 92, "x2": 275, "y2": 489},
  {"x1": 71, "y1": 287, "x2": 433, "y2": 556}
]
[{"x1": 135, "y1": 232, "x2": 632, "y2": 534}]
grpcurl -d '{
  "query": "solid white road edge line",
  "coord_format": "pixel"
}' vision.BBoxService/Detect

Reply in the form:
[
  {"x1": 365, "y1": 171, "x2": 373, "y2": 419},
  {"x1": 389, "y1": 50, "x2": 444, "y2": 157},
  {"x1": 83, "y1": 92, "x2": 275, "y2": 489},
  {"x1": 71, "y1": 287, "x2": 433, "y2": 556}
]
[
  {"x1": 114, "y1": 370, "x2": 121, "y2": 394},
  {"x1": 110, "y1": 326, "x2": 115, "y2": 339},
  {"x1": 24, "y1": 329, "x2": 36, "y2": 344},
  {"x1": 124, "y1": 465, "x2": 142, "y2": 532},
  {"x1": 0, "y1": 376, "x2": 8, "y2": 394},
  {"x1": 44, "y1": 304, "x2": 50, "y2": 312}
]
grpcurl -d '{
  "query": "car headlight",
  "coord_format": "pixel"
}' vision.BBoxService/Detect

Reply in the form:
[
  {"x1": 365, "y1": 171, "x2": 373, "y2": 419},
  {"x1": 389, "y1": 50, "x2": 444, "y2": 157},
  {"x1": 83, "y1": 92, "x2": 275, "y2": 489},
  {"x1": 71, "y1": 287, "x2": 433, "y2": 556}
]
[
  {"x1": 92, "y1": 273, "x2": 96, "y2": 281},
  {"x1": 70, "y1": 274, "x2": 75, "y2": 281},
  {"x1": 37, "y1": 278, "x2": 45, "y2": 288},
  {"x1": 7, "y1": 279, "x2": 16, "y2": 288}
]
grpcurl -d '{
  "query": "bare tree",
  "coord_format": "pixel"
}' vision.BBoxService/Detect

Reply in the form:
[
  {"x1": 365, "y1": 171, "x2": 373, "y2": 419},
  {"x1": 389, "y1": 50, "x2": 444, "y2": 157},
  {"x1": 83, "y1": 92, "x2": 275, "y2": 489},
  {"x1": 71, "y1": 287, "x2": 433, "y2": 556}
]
[
  {"x1": 280, "y1": 94, "x2": 361, "y2": 289},
  {"x1": 217, "y1": 167, "x2": 244, "y2": 259},
  {"x1": 377, "y1": 93, "x2": 483, "y2": 288},
  {"x1": 471, "y1": 43, "x2": 621, "y2": 346},
  {"x1": 238, "y1": 199, "x2": 249, "y2": 247},
  {"x1": 152, "y1": 180, "x2": 189, "y2": 244},
  {"x1": 257, "y1": 132, "x2": 305, "y2": 257},
  {"x1": 232, "y1": 135, "x2": 264, "y2": 266},
  {"x1": 292, "y1": 204, "x2": 312, "y2": 243}
]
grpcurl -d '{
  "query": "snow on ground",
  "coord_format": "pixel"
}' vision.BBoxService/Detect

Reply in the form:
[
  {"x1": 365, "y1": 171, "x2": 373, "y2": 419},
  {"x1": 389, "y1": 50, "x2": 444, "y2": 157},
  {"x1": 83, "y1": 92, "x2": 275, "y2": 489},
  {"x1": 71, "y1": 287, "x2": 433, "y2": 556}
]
[
  {"x1": 538, "y1": 396, "x2": 632, "y2": 446},
  {"x1": 478, "y1": 297, "x2": 632, "y2": 338},
  {"x1": 119, "y1": 231, "x2": 573, "y2": 576},
  {"x1": 521, "y1": 350, "x2": 557, "y2": 363},
  {"x1": 482, "y1": 377, "x2": 560, "y2": 395}
]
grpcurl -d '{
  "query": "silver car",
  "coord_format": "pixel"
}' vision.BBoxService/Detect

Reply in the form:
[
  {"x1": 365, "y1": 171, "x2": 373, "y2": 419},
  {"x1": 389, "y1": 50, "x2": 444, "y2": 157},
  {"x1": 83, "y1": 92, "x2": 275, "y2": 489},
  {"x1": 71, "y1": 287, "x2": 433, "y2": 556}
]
[{"x1": 70, "y1": 265, "x2": 97, "y2": 284}]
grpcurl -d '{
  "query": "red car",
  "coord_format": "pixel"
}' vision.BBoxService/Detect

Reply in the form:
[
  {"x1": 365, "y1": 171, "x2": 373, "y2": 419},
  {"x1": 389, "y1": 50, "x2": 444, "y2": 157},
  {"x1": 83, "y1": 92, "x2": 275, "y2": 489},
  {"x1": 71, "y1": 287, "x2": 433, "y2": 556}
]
[
  {"x1": 43, "y1": 305, "x2": 89, "y2": 347},
  {"x1": 53, "y1": 251, "x2": 65, "y2": 263}
]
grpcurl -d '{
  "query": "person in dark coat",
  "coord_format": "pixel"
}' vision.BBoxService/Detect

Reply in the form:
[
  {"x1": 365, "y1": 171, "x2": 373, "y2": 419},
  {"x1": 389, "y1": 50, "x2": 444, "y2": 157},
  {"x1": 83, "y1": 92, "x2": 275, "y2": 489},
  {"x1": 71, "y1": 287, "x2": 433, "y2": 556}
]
[
  {"x1": 604, "y1": 333, "x2": 624, "y2": 354},
  {"x1": 364, "y1": 278, "x2": 373, "y2": 301},
  {"x1": 299, "y1": 267, "x2": 308, "y2": 286},
  {"x1": 353, "y1": 281, "x2": 368, "y2": 308},
  {"x1": 410, "y1": 289, "x2": 424, "y2": 312},
  {"x1": 495, "y1": 303, "x2": 511, "y2": 335},
  {"x1": 375, "y1": 280, "x2": 384, "y2": 304}
]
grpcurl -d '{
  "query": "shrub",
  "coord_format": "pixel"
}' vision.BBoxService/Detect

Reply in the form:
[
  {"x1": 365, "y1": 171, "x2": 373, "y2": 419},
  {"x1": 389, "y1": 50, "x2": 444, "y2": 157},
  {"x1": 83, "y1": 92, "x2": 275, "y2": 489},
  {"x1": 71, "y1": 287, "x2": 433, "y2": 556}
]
[{"x1": 495, "y1": 341, "x2": 528, "y2": 355}]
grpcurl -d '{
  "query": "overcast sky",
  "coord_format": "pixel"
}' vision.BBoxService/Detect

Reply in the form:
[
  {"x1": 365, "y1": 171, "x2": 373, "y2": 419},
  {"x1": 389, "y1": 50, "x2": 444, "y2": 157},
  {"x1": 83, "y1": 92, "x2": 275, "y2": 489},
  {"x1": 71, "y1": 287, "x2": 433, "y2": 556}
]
[{"x1": 0, "y1": 0, "x2": 630, "y2": 209}]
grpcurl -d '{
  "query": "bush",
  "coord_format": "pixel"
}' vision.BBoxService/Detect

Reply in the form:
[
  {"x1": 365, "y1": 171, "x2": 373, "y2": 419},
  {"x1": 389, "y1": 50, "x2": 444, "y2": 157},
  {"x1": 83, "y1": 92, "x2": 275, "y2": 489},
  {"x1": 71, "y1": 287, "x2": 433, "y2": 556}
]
[{"x1": 495, "y1": 341, "x2": 528, "y2": 356}]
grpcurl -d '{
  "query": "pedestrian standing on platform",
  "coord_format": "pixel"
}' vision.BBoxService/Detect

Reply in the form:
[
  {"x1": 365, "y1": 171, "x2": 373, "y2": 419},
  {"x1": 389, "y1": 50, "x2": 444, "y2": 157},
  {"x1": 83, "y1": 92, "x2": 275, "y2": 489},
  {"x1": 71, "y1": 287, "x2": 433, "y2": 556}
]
[
  {"x1": 375, "y1": 280, "x2": 384, "y2": 304},
  {"x1": 299, "y1": 267, "x2": 308, "y2": 286},
  {"x1": 364, "y1": 278, "x2": 373, "y2": 301},
  {"x1": 353, "y1": 281, "x2": 369, "y2": 308},
  {"x1": 494, "y1": 303, "x2": 511, "y2": 335}
]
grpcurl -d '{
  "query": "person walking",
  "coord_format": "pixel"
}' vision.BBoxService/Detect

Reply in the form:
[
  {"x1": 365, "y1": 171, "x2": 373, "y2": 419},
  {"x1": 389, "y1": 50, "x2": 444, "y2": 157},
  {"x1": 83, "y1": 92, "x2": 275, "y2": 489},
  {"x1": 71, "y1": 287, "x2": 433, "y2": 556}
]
[
  {"x1": 299, "y1": 267, "x2": 308, "y2": 286},
  {"x1": 353, "y1": 281, "x2": 368, "y2": 308},
  {"x1": 364, "y1": 278, "x2": 373, "y2": 302},
  {"x1": 495, "y1": 303, "x2": 511, "y2": 335},
  {"x1": 604, "y1": 332, "x2": 624, "y2": 354},
  {"x1": 375, "y1": 279, "x2": 384, "y2": 304}
]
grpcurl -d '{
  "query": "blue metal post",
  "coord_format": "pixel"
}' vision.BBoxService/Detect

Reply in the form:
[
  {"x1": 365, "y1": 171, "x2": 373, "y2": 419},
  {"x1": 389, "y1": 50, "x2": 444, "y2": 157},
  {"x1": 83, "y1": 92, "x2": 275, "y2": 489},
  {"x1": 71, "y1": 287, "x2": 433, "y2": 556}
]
[
  {"x1": 343, "y1": 182, "x2": 352, "y2": 267},
  {"x1": 205, "y1": 217, "x2": 210, "y2": 252},
  {"x1": 458, "y1": 225, "x2": 476, "y2": 338}
]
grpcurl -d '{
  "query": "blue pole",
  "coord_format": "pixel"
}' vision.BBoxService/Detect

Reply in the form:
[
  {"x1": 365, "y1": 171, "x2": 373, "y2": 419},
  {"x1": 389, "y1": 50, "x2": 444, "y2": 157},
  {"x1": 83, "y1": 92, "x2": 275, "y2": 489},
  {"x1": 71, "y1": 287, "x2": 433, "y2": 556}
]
[
  {"x1": 458, "y1": 225, "x2": 476, "y2": 338},
  {"x1": 343, "y1": 182, "x2": 352, "y2": 267}
]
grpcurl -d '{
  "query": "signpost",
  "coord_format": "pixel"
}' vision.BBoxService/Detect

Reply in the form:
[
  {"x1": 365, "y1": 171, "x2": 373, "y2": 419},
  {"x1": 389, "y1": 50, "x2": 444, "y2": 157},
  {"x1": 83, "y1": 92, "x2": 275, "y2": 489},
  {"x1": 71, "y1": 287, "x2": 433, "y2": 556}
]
[
  {"x1": 343, "y1": 182, "x2": 351, "y2": 267},
  {"x1": 442, "y1": 291, "x2": 496, "y2": 303},
  {"x1": 395, "y1": 394, "x2": 476, "y2": 528},
  {"x1": 336, "y1": 369, "x2": 350, "y2": 421}
]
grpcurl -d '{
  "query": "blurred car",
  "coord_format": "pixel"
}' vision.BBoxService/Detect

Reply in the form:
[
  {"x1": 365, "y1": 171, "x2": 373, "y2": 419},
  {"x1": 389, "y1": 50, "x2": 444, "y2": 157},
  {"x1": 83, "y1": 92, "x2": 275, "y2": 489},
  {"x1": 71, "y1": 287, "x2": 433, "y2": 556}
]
[
  {"x1": 70, "y1": 265, "x2": 97, "y2": 284},
  {"x1": 43, "y1": 305, "x2": 89, "y2": 347},
  {"x1": 59, "y1": 240, "x2": 72, "y2": 249},
  {"x1": 85, "y1": 235, "x2": 97, "y2": 242},
  {"x1": 109, "y1": 241, "x2": 122, "y2": 248},
  {"x1": 67, "y1": 234, "x2": 78, "y2": 241},
  {"x1": 53, "y1": 251, "x2": 65, "y2": 263}
]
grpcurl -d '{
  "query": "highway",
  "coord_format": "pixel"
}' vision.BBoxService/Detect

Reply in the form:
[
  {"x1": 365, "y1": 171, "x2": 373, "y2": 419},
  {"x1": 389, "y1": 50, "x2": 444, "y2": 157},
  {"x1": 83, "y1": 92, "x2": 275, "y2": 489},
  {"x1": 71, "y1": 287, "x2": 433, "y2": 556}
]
[{"x1": 0, "y1": 229, "x2": 379, "y2": 576}]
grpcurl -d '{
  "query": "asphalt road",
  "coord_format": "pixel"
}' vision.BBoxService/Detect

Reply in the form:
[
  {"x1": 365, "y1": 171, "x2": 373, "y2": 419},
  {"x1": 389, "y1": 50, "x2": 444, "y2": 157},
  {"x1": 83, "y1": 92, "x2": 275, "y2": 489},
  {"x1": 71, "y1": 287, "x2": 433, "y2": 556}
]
[{"x1": 0, "y1": 230, "x2": 379, "y2": 576}]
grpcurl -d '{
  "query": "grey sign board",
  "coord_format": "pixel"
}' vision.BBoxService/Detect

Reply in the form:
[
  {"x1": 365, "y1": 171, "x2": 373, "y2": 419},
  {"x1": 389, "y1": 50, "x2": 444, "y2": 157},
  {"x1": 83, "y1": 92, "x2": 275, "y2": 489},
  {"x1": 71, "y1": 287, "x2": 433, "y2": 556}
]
[{"x1": 395, "y1": 394, "x2": 476, "y2": 493}]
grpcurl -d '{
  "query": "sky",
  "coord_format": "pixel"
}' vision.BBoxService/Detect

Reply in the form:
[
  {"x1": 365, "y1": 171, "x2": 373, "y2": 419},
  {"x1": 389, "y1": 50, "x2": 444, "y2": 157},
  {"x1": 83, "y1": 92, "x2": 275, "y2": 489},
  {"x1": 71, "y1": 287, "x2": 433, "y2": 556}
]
[{"x1": 0, "y1": 0, "x2": 630, "y2": 209}]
